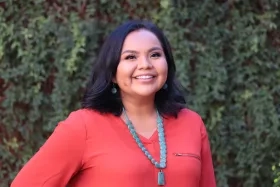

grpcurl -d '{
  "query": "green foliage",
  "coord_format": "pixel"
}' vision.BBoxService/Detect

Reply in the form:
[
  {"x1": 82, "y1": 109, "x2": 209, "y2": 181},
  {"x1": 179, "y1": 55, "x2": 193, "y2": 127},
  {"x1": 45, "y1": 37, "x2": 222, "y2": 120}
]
[
  {"x1": 273, "y1": 162, "x2": 280, "y2": 186},
  {"x1": 0, "y1": 0, "x2": 279, "y2": 186}
]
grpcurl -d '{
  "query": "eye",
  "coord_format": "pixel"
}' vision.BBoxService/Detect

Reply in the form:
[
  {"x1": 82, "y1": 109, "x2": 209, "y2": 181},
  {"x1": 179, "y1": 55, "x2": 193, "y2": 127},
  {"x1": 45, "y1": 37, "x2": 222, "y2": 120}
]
[
  {"x1": 125, "y1": 54, "x2": 136, "y2": 60},
  {"x1": 150, "y1": 52, "x2": 162, "y2": 58}
]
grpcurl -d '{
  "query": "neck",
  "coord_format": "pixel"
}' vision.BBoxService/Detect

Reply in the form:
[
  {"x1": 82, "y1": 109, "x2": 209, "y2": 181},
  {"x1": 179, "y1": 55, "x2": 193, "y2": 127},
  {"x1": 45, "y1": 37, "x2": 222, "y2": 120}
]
[{"x1": 121, "y1": 94, "x2": 156, "y2": 118}]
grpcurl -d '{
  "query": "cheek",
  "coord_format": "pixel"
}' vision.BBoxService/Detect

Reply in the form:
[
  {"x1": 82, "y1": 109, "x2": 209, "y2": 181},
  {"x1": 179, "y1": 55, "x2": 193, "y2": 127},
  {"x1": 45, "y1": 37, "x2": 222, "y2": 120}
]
[
  {"x1": 115, "y1": 63, "x2": 135, "y2": 84},
  {"x1": 157, "y1": 60, "x2": 168, "y2": 78}
]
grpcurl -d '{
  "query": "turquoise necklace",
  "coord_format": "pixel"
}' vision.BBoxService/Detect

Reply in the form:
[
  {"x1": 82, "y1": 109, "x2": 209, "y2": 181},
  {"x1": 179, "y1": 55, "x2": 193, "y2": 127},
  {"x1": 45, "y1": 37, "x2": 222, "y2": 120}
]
[{"x1": 122, "y1": 108, "x2": 167, "y2": 186}]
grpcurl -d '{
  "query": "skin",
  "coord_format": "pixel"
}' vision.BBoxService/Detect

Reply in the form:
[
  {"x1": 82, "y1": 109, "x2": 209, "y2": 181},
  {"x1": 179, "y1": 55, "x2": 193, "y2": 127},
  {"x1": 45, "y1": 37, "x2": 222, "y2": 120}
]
[{"x1": 113, "y1": 29, "x2": 168, "y2": 138}]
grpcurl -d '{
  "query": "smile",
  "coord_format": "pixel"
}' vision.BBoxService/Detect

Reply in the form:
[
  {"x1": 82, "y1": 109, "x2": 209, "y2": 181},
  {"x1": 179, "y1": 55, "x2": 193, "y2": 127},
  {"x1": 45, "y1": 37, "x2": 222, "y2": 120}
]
[{"x1": 135, "y1": 75, "x2": 155, "y2": 79}]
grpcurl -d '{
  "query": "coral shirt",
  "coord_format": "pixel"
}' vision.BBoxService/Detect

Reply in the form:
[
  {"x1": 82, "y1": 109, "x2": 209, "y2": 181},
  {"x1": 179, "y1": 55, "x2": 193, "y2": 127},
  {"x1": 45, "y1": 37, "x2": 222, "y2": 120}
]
[{"x1": 11, "y1": 108, "x2": 216, "y2": 187}]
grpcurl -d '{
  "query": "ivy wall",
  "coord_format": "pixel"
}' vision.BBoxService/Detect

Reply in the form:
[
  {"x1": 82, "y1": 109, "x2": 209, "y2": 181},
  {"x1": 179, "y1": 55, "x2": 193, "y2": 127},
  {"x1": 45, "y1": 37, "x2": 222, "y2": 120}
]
[{"x1": 0, "y1": 0, "x2": 279, "y2": 186}]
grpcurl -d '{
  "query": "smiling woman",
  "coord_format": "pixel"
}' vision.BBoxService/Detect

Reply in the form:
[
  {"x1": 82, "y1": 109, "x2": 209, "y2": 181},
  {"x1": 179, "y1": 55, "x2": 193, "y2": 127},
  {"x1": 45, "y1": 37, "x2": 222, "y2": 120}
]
[
  {"x1": 11, "y1": 20, "x2": 216, "y2": 187},
  {"x1": 115, "y1": 29, "x2": 168, "y2": 102},
  {"x1": 82, "y1": 20, "x2": 185, "y2": 117}
]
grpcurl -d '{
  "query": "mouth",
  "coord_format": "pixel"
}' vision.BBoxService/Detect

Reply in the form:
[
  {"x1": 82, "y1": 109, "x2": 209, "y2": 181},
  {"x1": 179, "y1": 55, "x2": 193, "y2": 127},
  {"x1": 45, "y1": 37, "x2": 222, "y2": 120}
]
[{"x1": 134, "y1": 75, "x2": 156, "y2": 79}]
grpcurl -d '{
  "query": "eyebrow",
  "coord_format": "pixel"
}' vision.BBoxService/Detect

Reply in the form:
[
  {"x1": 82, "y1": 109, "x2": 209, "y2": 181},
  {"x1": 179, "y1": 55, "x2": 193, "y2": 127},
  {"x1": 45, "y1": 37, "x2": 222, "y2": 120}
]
[{"x1": 121, "y1": 47, "x2": 163, "y2": 55}]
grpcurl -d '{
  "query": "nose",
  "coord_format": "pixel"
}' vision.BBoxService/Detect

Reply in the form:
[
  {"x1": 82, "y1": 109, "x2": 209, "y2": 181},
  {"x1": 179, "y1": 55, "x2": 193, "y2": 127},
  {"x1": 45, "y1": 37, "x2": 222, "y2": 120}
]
[{"x1": 138, "y1": 56, "x2": 152, "y2": 69}]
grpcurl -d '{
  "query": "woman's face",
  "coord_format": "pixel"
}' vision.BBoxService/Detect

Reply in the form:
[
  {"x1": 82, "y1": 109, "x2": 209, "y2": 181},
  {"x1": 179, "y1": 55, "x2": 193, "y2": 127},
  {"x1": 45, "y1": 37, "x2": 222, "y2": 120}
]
[{"x1": 114, "y1": 29, "x2": 168, "y2": 99}]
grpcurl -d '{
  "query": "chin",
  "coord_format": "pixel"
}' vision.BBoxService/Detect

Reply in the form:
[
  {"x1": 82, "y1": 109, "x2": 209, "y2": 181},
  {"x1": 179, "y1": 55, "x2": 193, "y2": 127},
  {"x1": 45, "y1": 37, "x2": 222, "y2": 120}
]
[{"x1": 133, "y1": 89, "x2": 160, "y2": 98}]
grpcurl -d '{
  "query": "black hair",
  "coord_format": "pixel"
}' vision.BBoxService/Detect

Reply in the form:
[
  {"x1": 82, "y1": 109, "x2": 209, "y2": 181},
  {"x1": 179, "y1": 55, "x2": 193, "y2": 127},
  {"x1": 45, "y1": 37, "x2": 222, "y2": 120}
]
[{"x1": 82, "y1": 20, "x2": 186, "y2": 117}]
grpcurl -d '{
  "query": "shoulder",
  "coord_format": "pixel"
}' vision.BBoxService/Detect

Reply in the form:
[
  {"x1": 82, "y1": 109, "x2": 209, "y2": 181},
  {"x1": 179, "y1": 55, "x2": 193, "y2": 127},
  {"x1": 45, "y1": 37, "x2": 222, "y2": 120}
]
[
  {"x1": 61, "y1": 108, "x2": 113, "y2": 131},
  {"x1": 63, "y1": 108, "x2": 108, "y2": 123},
  {"x1": 176, "y1": 108, "x2": 204, "y2": 124},
  {"x1": 179, "y1": 108, "x2": 209, "y2": 136},
  {"x1": 50, "y1": 109, "x2": 106, "y2": 141},
  {"x1": 168, "y1": 108, "x2": 207, "y2": 134}
]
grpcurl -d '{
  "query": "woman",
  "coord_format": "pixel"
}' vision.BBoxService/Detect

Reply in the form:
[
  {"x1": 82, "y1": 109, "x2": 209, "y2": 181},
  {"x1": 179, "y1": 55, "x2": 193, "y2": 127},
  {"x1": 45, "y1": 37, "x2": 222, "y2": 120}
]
[{"x1": 11, "y1": 20, "x2": 216, "y2": 187}]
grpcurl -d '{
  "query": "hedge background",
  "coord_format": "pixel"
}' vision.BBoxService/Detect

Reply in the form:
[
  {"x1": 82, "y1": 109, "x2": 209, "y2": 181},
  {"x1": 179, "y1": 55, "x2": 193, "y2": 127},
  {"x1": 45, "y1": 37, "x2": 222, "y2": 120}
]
[{"x1": 0, "y1": 0, "x2": 280, "y2": 186}]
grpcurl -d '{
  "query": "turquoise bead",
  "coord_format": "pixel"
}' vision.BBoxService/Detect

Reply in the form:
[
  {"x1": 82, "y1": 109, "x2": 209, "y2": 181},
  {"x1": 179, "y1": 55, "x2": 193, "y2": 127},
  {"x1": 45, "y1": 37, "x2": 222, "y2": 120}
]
[{"x1": 123, "y1": 108, "x2": 167, "y2": 185}]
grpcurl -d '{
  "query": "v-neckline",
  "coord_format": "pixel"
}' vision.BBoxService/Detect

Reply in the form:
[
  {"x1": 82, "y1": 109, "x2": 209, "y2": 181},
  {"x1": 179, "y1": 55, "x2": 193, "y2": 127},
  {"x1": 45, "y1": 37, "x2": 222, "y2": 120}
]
[
  {"x1": 137, "y1": 128, "x2": 158, "y2": 142},
  {"x1": 113, "y1": 115, "x2": 165, "y2": 143}
]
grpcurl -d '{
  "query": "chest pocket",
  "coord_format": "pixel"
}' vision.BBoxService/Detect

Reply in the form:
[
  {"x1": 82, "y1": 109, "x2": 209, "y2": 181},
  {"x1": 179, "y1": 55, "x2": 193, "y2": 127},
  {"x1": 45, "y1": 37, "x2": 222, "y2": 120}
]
[
  {"x1": 173, "y1": 152, "x2": 201, "y2": 161},
  {"x1": 167, "y1": 152, "x2": 201, "y2": 180}
]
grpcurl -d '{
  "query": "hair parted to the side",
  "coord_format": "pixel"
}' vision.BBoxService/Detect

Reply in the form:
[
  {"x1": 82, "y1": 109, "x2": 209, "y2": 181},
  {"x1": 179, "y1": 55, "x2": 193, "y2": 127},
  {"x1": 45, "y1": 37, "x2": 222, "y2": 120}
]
[{"x1": 82, "y1": 20, "x2": 186, "y2": 117}]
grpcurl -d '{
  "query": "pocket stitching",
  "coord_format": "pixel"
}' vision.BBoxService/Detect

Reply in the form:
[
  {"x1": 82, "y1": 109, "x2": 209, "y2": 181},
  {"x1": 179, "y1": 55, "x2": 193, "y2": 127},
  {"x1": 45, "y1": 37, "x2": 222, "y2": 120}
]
[{"x1": 173, "y1": 153, "x2": 201, "y2": 161}]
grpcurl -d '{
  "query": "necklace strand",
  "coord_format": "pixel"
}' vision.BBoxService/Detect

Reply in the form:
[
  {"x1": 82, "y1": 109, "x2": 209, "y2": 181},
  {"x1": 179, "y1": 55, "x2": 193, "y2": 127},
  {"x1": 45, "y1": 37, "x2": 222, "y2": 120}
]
[{"x1": 122, "y1": 108, "x2": 167, "y2": 186}]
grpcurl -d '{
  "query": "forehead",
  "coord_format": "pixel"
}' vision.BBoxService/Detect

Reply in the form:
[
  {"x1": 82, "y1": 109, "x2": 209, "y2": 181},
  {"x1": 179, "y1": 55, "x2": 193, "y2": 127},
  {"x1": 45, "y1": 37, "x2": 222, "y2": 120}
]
[{"x1": 121, "y1": 29, "x2": 162, "y2": 51}]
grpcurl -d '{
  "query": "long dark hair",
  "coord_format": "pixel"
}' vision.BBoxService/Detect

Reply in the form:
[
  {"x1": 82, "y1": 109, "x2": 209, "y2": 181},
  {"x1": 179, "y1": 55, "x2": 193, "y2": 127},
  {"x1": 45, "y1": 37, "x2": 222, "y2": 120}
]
[{"x1": 82, "y1": 20, "x2": 186, "y2": 117}]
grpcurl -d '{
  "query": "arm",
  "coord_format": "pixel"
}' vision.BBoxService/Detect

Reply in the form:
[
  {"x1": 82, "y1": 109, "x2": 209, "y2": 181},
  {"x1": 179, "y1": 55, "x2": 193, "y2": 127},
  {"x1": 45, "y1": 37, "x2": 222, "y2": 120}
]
[
  {"x1": 200, "y1": 121, "x2": 216, "y2": 187},
  {"x1": 11, "y1": 111, "x2": 86, "y2": 187}
]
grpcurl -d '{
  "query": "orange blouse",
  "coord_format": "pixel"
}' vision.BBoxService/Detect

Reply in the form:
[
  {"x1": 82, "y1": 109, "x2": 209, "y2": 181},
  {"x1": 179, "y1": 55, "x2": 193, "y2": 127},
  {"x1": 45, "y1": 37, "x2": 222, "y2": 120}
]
[{"x1": 11, "y1": 108, "x2": 216, "y2": 187}]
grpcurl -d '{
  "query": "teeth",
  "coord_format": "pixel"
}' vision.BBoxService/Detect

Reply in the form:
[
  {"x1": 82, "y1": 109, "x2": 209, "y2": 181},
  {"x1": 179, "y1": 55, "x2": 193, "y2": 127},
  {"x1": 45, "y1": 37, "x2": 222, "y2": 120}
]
[{"x1": 136, "y1": 75, "x2": 153, "y2": 79}]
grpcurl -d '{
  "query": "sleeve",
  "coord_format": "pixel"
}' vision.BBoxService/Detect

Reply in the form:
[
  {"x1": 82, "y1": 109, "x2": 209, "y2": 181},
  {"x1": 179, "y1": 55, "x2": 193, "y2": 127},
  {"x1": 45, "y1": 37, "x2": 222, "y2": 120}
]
[
  {"x1": 200, "y1": 120, "x2": 216, "y2": 187},
  {"x1": 11, "y1": 111, "x2": 86, "y2": 187}
]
